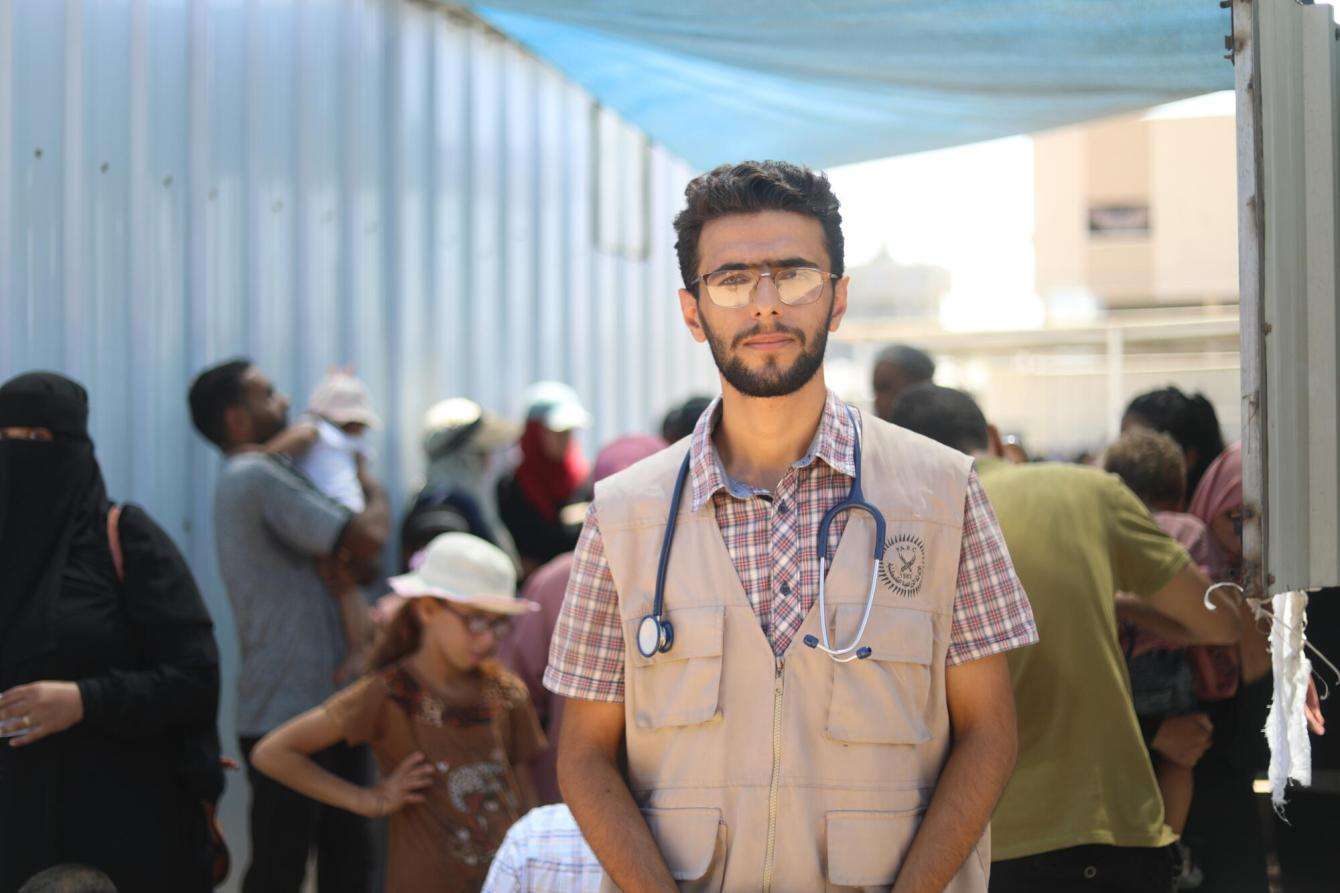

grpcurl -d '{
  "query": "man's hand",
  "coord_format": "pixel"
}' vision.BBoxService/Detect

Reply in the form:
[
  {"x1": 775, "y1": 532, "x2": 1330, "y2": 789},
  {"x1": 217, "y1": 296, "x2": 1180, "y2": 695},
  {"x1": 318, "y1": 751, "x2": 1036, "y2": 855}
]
[
  {"x1": 0, "y1": 681, "x2": 85, "y2": 747},
  {"x1": 316, "y1": 553, "x2": 360, "y2": 597},
  {"x1": 1306, "y1": 676, "x2": 1326, "y2": 737},
  {"x1": 1151, "y1": 713, "x2": 1213, "y2": 768}
]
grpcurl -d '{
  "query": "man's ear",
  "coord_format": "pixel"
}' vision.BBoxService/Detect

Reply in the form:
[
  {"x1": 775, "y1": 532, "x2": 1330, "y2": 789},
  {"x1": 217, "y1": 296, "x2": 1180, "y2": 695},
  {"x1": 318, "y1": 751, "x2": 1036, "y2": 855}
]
[
  {"x1": 679, "y1": 289, "x2": 708, "y2": 343},
  {"x1": 985, "y1": 424, "x2": 1006, "y2": 459},
  {"x1": 223, "y1": 404, "x2": 252, "y2": 447},
  {"x1": 829, "y1": 275, "x2": 850, "y2": 332}
]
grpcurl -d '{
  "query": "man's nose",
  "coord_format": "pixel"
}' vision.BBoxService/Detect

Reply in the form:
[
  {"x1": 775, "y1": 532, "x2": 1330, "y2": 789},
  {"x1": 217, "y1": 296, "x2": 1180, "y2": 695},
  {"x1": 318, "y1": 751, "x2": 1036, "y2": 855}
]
[{"x1": 749, "y1": 273, "x2": 783, "y2": 315}]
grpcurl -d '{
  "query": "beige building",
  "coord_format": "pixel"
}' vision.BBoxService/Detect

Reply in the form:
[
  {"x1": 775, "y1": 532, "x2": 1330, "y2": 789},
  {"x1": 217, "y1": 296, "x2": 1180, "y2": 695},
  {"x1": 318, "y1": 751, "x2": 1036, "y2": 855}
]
[
  {"x1": 843, "y1": 244, "x2": 951, "y2": 320},
  {"x1": 836, "y1": 98, "x2": 1243, "y2": 457},
  {"x1": 1034, "y1": 105, "x2": 1238, "y2": 310}
]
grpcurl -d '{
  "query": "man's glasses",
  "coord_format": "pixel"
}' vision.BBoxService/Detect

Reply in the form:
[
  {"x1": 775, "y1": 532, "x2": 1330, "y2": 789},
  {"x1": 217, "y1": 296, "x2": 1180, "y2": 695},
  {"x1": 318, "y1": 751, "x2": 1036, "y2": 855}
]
[
  {"x1": 691, "y1": 265, "x2": 838, "y2": 309},
  {"x1": 441, "y1": 603, "x2": 513, "y2": 638}
]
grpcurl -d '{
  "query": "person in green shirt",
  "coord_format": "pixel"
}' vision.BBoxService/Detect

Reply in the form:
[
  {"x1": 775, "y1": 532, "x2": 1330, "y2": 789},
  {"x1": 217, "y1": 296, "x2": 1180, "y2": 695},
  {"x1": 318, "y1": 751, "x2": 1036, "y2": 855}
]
[{"x1": 888, "y1": 384, "x2": 1242, "y2": 893}]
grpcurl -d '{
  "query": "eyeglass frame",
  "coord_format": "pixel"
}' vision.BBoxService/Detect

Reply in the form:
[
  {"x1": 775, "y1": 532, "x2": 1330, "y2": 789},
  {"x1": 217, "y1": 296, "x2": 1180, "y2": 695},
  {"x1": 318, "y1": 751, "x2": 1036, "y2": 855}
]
[
  {"x1": 439, "y1": 602, "x2": 513, "y2": 638},
  {"x1": 689, "y1": 263, "x2": 840, "y2": 308}
]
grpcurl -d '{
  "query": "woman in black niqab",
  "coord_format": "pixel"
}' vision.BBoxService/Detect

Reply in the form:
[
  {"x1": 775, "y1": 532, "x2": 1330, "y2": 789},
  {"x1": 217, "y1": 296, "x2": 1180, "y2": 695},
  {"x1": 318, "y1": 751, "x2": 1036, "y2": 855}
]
[
  {"x1": 0, "y1": 372, "x2": 109, "y2": 681},
  {"x1": 0, "y1": 372, "x2": 224, "y2": 893}
]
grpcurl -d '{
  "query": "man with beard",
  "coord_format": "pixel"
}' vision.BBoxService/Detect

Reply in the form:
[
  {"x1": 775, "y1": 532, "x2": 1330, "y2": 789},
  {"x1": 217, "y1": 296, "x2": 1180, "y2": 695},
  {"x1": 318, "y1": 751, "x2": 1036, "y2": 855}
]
[
  {"x1": 188, "y1": 359, "x2": 388, "y2": 893},
  {"x1": 545, "y1": 161, "x2": 1038, "y2": 892}
]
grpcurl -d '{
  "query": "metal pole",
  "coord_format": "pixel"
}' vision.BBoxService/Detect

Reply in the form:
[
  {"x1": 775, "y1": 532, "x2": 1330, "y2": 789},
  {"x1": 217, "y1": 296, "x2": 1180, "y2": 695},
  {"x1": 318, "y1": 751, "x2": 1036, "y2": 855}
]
[
  {"x1": 1105, "y1": 326, "x2": 1124, "y2": 443},
  {"x1": 1233, "y1": 0, "x2": 1268, "y2": 597}
]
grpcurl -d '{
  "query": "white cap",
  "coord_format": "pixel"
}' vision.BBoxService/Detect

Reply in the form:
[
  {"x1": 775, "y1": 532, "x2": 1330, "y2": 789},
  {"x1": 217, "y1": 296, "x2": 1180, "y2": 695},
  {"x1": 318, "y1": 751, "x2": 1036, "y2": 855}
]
[
  {"x1": 388, "y1": 533, "x2": 538, "y2": 616},
  {"x1": 522, "y1": 381, "x2": 591, "y2": 433},
  {"x1": 309, "y1": 372, "x2": 381, "y2": 428}
]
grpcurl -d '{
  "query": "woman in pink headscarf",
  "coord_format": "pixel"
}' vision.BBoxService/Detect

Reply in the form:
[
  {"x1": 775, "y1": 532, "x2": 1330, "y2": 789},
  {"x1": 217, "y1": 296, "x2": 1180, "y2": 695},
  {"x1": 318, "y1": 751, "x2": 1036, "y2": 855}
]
[
  {"x1": 1182, "y1": 443, "x2": 1324, "y2": 892},
  {"x1": 1189, "y1": 442, "x2": 1244, "y2": 585}
]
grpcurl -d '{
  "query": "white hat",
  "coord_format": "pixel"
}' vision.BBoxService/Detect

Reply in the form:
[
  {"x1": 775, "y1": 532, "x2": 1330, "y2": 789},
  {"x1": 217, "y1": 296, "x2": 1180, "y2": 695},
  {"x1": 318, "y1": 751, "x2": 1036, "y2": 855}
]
[
  {"x1": 522, "y1": 381, "x2": 591, "y2": 433},
  {"x1": 388, "y1": 533, "x2": 538, "y2": 616},
  {"x1": 309, "y1": 372, "x2": 381, "y2": 428},
  {"x1": 423, "y1": 397, "x2": 520, "y2": 456}
]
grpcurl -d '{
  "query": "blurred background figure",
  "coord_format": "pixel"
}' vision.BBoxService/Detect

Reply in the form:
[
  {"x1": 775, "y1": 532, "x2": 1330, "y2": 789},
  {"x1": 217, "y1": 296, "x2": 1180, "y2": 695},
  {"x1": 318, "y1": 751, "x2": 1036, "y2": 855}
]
[
  {"x1": 498, "y1": 433, "x2": 666, "y2": 805},
  {"x1": 251, "y1": 533, "x2": 544, "y2": 893},
  {"x1": 17, "y1": 864, "x2": 118, "y2": 893},
  {"x1": 1122, "y1": 387, "x2": 1226, "y2": 499},
  {"x1": 188, "y1": 359, "x2": 387, "y2": 893},
  {"x1": 999, "y1": 433, "x2": 1030, "y2": 464},
  {"x1": 659, "y1": 395, "x2": 713, "y2": 445},
  {"x1": 871, "y1": 343, "x2": 936, "y2": 422},
  {"x1": 496, "y1": 383, "x2": 592, "y2": 579},
  {"x1": 402, "y1": 398, "x2": 521, "y2": 571},
  {"x1": 890, "y1": 383, "x2": 1240, "y2": 893},
  {"x1": 290, "y1": 371, "x2": 382, "y2": 515},
  {"x1": 1103, "y1": 429, "x2": 1217, "y2": 887},
  {"x1": 0, "y1": 373, "x2": 224, "y2": 892}
]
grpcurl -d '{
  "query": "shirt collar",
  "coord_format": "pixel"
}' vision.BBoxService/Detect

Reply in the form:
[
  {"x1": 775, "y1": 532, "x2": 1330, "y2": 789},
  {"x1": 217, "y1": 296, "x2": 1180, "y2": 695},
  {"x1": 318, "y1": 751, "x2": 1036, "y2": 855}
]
[{"x1": 687, "y1": 389, "x2": 858, "y2": 511}]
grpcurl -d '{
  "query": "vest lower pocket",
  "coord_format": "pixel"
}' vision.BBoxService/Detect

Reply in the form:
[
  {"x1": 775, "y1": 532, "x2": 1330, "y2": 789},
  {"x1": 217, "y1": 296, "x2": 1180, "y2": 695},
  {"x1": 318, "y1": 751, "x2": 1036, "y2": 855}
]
[
  {"x1": 825, "y1": 604, "x2": 934, "y2": 744},
  {"x1": 645, "y1": 806, "x2": 727, "y2": 889},
  {"x1": 625, "y1": 606, "x2": 725, "y2": 730},
  {"x1": 598, "y1": 806, "x2": 727, "y2": 892},
  {"x1": 824, "y1": 807, "x2": 923, "y2": 890}
]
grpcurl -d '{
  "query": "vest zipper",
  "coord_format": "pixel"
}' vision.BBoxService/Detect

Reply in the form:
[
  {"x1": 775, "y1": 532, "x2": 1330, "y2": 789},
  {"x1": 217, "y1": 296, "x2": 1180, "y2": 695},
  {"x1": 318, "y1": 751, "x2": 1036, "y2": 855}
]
[{"x1": 762, "y1": 656, "x2": 785, "y2": 892}]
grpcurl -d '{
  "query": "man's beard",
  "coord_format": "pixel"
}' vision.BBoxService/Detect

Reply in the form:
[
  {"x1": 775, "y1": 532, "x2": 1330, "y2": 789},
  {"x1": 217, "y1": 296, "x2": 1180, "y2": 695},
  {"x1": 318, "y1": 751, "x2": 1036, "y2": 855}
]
[{"x1": 701, "y1": 302, "x2": 833, "y2": 398}]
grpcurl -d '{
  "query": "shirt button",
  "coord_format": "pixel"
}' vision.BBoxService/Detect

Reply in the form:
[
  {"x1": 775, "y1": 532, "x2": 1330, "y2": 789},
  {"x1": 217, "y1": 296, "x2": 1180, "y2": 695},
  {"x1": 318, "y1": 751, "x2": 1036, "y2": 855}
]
[
  {"x1": 779, "y1": 581, "x2": 791, "y2": 595},
  {"x1": 1082, "y1": 865, "x2": 1098, "y2": 880},
  {"x1": 777, "y1": 500, "x2": 790, "y2": 514}
]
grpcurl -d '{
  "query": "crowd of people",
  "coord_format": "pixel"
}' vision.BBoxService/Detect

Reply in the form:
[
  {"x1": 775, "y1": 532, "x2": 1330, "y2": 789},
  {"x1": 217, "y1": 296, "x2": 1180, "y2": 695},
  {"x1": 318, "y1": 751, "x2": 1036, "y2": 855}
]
[{"x1": 0, "y1": 159, "x2": 1333, "y2": 893}]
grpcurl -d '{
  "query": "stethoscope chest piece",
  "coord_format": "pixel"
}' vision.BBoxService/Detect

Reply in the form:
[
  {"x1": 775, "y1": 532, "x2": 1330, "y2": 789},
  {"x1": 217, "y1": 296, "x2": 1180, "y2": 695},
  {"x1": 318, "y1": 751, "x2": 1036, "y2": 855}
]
[{"x1": 637, "y1": 613, "x2": 674, "y2": 658}]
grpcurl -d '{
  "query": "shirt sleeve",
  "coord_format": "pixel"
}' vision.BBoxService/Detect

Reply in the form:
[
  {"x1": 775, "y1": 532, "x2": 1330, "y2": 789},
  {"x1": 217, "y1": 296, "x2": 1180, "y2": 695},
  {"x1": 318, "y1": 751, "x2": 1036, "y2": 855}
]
[
  {"x1": 1107, "y1": 476, "x2": 1191, "y2": 597},
  {"x1": 253, "y1": 457, "x2": 352, "y2": 558},
  {"x1": 947, "y1": 470, "x2": 1039, "y2": 667},
  {"x1": 322, "y1": 675, "x2": 387, "y2": 746},
  {"x1": 542, "y1": 504, "x2": 628, "y2": 702}
]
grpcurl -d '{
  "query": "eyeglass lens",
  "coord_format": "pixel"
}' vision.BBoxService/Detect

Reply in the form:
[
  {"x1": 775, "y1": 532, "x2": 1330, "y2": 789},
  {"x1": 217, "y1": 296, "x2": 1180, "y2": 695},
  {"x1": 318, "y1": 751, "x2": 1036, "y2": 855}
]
[{"x1": 703, "y1": 267, "x2": 826, "y2": 308}]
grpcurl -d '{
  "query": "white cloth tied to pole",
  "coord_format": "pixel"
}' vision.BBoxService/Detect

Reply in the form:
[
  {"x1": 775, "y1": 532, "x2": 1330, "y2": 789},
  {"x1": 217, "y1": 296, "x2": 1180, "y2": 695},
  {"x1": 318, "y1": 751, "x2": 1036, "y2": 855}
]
[{"x1": 1265, "y1": 591, "x2": 1312, "y2": 810}]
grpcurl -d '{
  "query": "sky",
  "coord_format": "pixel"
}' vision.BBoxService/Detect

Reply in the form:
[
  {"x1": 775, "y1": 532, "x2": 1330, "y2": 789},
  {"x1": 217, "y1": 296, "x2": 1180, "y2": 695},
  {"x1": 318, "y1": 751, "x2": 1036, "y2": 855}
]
[{"x1": 825, "y1": 91, "x2": 1236, "y2": 331}]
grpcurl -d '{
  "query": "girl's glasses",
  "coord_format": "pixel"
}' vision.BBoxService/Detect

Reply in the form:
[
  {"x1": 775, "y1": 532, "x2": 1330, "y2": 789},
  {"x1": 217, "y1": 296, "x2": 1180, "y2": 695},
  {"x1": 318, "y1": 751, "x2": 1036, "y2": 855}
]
[{"x1": 441, "y1": 603, "x2": 512, "y2": 638}]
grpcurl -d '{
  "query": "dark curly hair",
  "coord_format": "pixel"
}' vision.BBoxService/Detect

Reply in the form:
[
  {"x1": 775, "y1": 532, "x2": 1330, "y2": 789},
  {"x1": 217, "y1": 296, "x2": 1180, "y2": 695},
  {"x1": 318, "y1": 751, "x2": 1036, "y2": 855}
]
[
  {"x1": 1102, "y1": 429, "x2": 1187, "y2": 510},
  {"x1": 673, "y1": 160, "x2": 844, "y2": 294},
  {"x1": 1121, "y1": 387, "x2": 1224, "y2": 496}
]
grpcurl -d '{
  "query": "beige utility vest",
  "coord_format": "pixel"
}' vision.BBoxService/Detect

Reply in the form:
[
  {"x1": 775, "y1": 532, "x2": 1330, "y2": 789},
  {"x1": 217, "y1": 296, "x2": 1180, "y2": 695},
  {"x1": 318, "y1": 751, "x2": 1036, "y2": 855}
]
[{"x1": 593, "y1": 412, "x2": 988, "y2": 892}]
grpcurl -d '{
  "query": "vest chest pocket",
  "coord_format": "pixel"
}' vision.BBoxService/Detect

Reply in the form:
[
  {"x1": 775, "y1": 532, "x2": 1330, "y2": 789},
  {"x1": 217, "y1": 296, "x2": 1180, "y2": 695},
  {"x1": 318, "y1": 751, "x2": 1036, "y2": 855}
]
[
  {"x1": 625, "y1": 606, "x2": 725, "y2": 730},
  {"x1": 826, "y1": 604, "x2": 935, "y2": 744}
]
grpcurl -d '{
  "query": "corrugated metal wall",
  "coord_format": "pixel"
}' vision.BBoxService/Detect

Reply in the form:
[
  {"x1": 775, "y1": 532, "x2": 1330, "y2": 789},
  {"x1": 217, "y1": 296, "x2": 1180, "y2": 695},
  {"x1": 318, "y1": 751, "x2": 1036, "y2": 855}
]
[
  {"x1": 0, "y1": 0, "x2": 712, "y2": 879},
  {"x1": 1252, "y1": 0, "x2": 1340, "y2": 593}
]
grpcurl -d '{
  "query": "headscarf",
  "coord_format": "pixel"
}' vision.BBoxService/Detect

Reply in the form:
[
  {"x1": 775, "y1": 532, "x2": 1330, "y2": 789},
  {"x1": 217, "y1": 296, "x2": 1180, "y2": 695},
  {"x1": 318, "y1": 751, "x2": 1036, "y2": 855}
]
[
  {"x1": 417, "y1": 401, "x2": 519, "y2": 563},
  {"x1": 513, "y1": 419, "x2": 589, "y2": 524},
  {"x1": 0, "y1": 372, "x2": 109, "y2": 677},
  {"x1": 1185, "y1": 442, "x2": 1243, "y2": 701},
  {"x1": 1186, "y1": 442, "x2": 1243, "y2": 581},
  {"x1": 593, "y1": 435, "x2": 667, "y2": 486}
]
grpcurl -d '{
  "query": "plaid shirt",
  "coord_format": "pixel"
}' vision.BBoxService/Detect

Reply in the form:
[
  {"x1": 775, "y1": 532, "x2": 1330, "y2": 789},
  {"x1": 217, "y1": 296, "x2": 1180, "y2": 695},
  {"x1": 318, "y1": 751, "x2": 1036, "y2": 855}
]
[
  {"x1": 481, "y1": 805, "x2": 602, "y2": 893},
  {"x1": 544, "y1": 391, "x2": 1036, "y2": 702}
]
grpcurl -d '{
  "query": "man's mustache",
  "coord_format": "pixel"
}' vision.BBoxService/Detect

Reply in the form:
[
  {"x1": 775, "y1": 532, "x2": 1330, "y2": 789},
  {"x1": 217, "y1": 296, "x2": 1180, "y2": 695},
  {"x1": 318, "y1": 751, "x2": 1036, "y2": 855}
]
[{"x1": 731, "y1": 324, "x2": 808, "y2": 350}]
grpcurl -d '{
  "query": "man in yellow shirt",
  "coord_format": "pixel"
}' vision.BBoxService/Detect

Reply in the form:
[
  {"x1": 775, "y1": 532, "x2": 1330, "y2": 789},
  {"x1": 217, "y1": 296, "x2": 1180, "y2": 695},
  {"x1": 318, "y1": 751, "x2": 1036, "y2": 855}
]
[{"x1": 890, "y1": 384, "x2": 1241, "y2": 893}]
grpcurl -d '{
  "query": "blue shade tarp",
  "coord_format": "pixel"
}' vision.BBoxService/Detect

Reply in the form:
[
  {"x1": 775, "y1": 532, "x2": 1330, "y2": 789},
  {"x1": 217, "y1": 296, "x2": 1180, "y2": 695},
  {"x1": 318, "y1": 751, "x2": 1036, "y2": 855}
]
[{"x1": 469, "y1": 1, "x2": 1235, "y2": 170}]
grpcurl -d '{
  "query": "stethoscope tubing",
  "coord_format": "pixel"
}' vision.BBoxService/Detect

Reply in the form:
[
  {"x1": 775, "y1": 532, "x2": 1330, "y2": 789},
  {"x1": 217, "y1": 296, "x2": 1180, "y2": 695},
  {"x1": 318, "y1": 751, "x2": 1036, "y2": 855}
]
[{"x1": 639, "y1": 404, "x2": 885, "y2": 662}]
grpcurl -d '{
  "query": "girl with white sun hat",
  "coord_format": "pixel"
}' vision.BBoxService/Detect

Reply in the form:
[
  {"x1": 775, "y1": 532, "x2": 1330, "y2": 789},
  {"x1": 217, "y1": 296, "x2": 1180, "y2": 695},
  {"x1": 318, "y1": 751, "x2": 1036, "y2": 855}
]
[{"x1": 251, "y1": 533, "x2": 543, "y2": 892}]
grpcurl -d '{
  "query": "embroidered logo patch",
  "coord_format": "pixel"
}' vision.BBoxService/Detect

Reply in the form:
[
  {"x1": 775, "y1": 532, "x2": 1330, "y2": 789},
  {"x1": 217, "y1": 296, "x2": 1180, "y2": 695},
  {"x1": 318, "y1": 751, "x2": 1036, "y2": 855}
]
[{"x1": 880, "y1": 533, "x2": 926, "y2": 597}]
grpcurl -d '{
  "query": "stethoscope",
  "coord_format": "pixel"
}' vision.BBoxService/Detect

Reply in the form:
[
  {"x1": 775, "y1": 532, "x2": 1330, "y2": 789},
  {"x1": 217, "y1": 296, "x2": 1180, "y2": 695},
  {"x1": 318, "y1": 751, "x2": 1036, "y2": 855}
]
[{"x1": 636, "y1": 405, "x2": 887, "y2": 663}]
